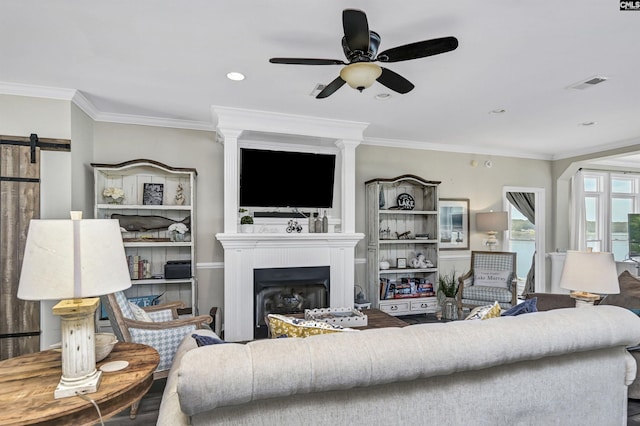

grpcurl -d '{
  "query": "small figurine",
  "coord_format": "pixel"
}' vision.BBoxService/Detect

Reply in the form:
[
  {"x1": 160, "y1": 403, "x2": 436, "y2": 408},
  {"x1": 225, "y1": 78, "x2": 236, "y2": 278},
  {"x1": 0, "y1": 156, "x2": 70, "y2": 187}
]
[
  {"x1": 410, "y1": 253, "x2": 434, "y2": 269},
  {"x1": 175, "y1": 184, "x2": 185, "y2": 205}
]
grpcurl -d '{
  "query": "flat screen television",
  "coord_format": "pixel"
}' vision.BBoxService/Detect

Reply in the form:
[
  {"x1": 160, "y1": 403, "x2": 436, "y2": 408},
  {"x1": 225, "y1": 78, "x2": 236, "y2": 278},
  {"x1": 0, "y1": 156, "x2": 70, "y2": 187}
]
[
  {"x1": 239, "y1": 148, "x2": 336, "y2": 208},
  {"x1": 629, "y1": 213, "x2": 640, "y2": 257}
]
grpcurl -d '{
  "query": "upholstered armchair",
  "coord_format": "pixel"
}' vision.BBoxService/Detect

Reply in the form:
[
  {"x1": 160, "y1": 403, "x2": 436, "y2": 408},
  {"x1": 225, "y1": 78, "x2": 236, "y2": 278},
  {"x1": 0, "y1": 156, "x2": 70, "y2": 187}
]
[
  {"x1": 456, "y1": 251, "x2": 518, "y2": 318},
  {"x1": 101, "y1": 291, "x2": 212, "y2": 376}
]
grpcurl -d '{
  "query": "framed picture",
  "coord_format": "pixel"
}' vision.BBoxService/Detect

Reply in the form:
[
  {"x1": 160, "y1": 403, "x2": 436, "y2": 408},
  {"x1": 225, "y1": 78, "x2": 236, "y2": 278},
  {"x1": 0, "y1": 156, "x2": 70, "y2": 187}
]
[
  {"x1": 439, "y1": 198, "x2": 470, "y2": 250},
  {"x1": 143, "y1": 183, "x2": 164, "y2": 205},
  {"x1": 396, "y1": 257, "x2": 407, "y2": 269}
]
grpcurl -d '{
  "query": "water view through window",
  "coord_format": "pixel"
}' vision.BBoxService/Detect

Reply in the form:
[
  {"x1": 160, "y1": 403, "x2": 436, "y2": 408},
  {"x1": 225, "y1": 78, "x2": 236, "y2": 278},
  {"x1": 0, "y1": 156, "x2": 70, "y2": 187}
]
[{"x1": 508, "y1": 205, "x2": 535, "y2": 278}]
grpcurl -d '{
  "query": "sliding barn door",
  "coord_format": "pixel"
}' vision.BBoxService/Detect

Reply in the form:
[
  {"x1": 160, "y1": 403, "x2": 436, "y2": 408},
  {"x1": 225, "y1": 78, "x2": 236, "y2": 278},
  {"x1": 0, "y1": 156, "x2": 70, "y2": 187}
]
[{"x1": 0, "y1": 143, "x2": 40, "y2": 359}]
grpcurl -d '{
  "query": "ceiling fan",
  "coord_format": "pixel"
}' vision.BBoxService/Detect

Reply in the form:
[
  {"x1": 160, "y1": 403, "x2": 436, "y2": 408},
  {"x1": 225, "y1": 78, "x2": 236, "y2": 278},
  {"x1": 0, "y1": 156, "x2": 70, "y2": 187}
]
[{"x1": 269, "y1": 9, "x2": 459, "y2": 99}]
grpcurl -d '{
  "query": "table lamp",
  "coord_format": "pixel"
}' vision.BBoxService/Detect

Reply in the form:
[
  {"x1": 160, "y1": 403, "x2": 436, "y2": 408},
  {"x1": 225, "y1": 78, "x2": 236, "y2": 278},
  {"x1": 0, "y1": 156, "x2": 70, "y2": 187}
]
[
  {"x1": 559, "y1": 250, "x2": 620, "y2": 307},
  {"x1": 476, "y1": 211, "x2": 508, "y2": 251},
  {"x1": 18, "y1": 212, "x2": 131, "y2": 399}
]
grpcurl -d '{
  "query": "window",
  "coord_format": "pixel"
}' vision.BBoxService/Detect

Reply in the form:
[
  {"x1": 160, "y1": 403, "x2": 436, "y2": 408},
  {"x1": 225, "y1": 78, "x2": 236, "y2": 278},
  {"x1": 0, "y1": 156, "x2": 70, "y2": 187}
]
[
  {"x1": 507, "y1": 203, "x2": 535, "y2": 279},
  {"x1": 572, "y1": 170, "x2": 640, "y2": 260}
]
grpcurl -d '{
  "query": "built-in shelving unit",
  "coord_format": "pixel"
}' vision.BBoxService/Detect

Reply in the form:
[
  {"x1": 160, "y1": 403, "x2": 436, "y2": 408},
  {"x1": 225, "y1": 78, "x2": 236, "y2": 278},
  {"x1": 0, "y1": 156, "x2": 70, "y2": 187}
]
[
  {"x1": 365, "y1": 175, "x2": 441, "y2": 316},
  {"x1": 92, "y1": 159, "x2": 198, "y2": 328}
]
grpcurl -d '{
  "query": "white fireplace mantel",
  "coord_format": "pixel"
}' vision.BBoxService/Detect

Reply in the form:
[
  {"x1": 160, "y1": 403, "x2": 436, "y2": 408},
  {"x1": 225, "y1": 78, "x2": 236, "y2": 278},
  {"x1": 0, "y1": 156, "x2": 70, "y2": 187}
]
[
  {"x1": 212, "y1": 107, "x2": 369, "y2": 342},
  {"x1": 217, "y1": 232, "x2": 363, "y2": 341}
]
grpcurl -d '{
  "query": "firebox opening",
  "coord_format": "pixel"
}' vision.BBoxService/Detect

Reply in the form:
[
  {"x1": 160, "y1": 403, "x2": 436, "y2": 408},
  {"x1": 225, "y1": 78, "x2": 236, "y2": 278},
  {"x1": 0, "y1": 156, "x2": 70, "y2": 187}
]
[{"x1": 254, "y1": 266, "x2": 330, "y2": 339}]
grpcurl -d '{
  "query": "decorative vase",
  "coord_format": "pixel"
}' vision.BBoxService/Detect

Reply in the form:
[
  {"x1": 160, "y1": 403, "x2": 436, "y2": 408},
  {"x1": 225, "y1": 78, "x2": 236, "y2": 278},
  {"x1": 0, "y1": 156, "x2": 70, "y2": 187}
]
[
  {"x1": 171, "y1": 231, "x2": 186, "y2": 242},
  {"x1": 106, "y1": 198, "x2": 123, "y2": 205},
  {"x1": 443, "y1": 297, "x2": 457, "y2": 320},
  {"x1": 241, "y1": 224, "x2": 254, "y2": 233}
]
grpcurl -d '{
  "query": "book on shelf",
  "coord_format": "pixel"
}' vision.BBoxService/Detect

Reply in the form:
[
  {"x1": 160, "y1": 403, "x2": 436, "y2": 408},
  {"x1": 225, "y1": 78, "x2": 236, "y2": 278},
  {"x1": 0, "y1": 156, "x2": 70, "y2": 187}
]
[{"x1": 127, "y1": 255, "x2": 151, "y2": 280}]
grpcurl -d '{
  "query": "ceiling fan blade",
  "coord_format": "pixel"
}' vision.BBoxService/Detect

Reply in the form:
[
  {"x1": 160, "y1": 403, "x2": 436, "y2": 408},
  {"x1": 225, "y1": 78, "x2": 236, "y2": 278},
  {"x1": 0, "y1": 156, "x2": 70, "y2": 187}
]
[
  {"x1": 376, "y1": 68, "x2": 414, "y2": 94},
  {"x1": 269, "y1": 58, "x2": 346, "y2": 66},
  {"x1": 342, "y1": 9, "x2": 370, "y2": 52},
  {"x1": 376, "y1": 36, "x2": 459, "y2": 63},
  {"x1": 316, "y1": 76, "x2": 346, "y2": 99}
]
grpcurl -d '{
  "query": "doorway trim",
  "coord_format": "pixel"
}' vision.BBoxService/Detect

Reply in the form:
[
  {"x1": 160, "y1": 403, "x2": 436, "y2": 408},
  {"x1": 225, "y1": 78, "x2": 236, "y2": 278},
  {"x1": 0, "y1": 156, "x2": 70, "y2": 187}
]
[{"x1": 503, "y1": 186, "x2": 546, "y2": 293}]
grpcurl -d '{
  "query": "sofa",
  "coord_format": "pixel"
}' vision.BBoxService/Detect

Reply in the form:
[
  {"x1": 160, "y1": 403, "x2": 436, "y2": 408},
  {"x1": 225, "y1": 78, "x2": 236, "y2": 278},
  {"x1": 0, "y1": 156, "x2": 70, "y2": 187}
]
[{"x1": 158, "y1": 306, "x2": 640, "y2": 426}]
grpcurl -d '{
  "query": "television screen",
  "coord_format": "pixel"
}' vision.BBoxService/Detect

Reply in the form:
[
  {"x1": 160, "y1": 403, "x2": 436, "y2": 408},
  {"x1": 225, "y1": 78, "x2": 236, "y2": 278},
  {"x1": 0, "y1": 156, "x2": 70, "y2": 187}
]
[
  {"x1": 629, "y1": 213, "x2": 640, "y2": 257},
  {"x1": 240, "y1": 148, "x2": 336, "y2": 208}
]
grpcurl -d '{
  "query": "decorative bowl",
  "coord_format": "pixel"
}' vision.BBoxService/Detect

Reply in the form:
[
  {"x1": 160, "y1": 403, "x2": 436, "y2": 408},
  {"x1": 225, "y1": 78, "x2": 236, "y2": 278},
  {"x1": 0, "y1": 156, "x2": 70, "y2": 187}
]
[{"x1": 95, "y1": 333, "x2": 118, "y2": 362}]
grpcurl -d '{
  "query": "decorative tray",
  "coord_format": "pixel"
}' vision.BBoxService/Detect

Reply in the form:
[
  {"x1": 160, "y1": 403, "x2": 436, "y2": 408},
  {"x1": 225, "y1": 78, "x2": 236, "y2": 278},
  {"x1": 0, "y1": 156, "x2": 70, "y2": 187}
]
[{"x1": 304, "y1": 307, "x2": 368, "y2": 327}]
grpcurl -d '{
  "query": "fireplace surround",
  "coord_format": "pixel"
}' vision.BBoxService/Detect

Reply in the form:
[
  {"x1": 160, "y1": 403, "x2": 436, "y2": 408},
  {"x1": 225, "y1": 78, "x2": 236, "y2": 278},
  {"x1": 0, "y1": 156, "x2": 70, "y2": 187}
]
[{"x1": 214, "y1": 107, "x2": 366, "y2": 342}]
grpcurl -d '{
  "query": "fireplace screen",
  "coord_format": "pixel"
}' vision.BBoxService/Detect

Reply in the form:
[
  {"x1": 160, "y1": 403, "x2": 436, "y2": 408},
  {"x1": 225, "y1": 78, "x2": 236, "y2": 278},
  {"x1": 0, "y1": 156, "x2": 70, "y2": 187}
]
[{"x1": 254, "y1": 266, "x2": 329, "y2": 339}]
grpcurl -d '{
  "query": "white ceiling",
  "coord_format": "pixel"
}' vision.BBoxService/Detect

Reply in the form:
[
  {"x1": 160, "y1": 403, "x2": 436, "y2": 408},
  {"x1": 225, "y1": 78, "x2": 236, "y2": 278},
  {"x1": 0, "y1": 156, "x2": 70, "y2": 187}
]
[{"x1": 2, "y1": 1, "x2": 640, "y2": 160}]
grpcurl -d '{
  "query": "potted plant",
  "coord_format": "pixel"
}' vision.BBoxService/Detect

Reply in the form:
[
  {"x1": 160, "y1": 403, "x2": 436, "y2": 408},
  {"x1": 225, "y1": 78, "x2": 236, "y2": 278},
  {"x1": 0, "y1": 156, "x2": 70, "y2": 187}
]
[
  {"x1": 240, "y1": 214, "x2": 254, "y2": 233},
  {"x1": 437, "y1": 270, "x2": 458, "y2": 319}
]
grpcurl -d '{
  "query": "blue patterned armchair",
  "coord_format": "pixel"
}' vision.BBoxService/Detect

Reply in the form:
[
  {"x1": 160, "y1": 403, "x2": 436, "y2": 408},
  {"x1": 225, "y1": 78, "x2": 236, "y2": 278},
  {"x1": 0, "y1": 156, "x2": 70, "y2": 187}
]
[
  {"x1": 456, "y1": 251, "x2": 518, "y2": 318},
  {"x1": 101, "y1": 291, "x2": 212, "y2": 376}
]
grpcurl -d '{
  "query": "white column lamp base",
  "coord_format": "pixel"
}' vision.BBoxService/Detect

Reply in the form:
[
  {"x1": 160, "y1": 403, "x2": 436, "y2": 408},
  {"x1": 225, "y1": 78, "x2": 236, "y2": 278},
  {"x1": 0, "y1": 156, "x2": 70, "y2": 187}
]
[{"x1": 52, "y1": 298, "x2": 102, "y2": 399}]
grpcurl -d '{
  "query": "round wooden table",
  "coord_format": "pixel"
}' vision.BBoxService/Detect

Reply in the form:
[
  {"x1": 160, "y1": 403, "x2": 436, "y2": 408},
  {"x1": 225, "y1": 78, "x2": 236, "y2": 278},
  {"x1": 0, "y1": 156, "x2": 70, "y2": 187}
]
[{"x1": 0, "y1": 342, "x2": 159, "y2": 425}]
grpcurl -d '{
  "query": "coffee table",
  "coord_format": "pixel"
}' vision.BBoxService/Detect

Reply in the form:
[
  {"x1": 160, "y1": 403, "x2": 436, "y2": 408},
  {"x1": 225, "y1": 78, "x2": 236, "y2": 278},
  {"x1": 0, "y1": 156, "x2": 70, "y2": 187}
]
[
  {"x1": 291, "y1": 308, "x2": 409, "y2": 330},
  {"x1": 0, "y1": 342, "x2": 159, "y2": 425}
]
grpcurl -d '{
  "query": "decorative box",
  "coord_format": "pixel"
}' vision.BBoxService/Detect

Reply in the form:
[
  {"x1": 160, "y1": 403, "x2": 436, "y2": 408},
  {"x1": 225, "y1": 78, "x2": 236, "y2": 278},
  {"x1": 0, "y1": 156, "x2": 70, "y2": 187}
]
[
  {"x1": 304, "y1": 307, "x2": 368, "y2": 327},
  {"x1": 164, "y1": 260, "x2": 191, "y2": 279}
]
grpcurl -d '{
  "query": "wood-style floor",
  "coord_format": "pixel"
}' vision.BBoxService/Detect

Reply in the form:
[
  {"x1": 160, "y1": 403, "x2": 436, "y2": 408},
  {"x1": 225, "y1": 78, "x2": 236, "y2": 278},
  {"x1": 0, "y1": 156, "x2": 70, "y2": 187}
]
[{"x1": 104, "y1": 379, "x2": 165, "y2": 426}]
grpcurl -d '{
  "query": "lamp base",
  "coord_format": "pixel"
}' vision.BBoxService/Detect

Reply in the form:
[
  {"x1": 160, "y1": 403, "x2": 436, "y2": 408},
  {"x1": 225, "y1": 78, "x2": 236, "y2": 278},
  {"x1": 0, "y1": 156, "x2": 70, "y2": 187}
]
[
  {"x1": 569, "y1": 291, "x2": 601, "y2": 307},
  {"x1": 485, "y1": 231, "x2": 499, "y2": 251},
  {"x1": 52, "y1": 297, "x2": 101, "y2": 399},
  {"x1": 55, "y1": 369, "x2": 102, "y2": 399}
]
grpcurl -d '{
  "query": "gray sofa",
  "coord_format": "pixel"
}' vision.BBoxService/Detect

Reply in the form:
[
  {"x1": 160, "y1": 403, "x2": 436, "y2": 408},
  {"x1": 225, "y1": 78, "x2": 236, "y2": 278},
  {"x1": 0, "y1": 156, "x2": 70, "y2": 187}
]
[{"x1": 158, "y1": 306, "x2": 640, "y2": 426}]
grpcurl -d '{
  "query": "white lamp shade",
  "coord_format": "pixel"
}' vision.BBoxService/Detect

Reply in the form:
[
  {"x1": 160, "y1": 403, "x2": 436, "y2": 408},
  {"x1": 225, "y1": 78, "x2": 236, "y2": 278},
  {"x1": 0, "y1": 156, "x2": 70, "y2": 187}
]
[
  {"x1": 559, "y1": 250, "x2": 620, "y2": 294},
  {"x1": 18, "y1": 219, "x2": 131, "y2": 300},
  {"x1": 476, "y1": 211, "x2": 508, "y2": 232},
  {"x1": 339, "y1": 62, "x2": 382, "y2": 90}
]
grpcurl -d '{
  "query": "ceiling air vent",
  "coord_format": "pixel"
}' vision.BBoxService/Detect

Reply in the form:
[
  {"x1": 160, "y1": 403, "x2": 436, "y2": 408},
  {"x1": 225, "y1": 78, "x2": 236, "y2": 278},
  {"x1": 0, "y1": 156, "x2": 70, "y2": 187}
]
[{"x1": 567, "y1": 76, "x2": 608, "y2": 90}]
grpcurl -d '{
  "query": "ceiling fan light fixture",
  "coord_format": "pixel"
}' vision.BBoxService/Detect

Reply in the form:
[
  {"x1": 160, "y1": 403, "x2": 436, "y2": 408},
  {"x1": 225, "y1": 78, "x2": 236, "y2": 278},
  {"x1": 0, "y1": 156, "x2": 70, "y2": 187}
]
[{"x1": 340, "y1": 62, "x2": 382, "y2": 91}]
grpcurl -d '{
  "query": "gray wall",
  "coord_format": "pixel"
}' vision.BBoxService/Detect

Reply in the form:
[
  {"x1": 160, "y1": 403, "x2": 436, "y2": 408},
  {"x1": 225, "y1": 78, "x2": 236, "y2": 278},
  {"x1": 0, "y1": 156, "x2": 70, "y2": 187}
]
[{"x1": 6, "y1": 93, "x2": 637, "y2": 343}]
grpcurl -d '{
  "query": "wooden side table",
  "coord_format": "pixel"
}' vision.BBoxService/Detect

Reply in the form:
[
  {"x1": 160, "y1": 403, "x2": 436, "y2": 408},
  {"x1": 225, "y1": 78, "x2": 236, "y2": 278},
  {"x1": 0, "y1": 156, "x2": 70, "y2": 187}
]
[{"x1": 0, "y1": 342, "x2": 159, "y2": 425}]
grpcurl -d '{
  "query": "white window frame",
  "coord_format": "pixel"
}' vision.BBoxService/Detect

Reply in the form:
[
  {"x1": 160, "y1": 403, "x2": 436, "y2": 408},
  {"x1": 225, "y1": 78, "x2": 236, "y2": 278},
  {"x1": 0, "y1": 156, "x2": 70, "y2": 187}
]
[{"x1": 572, "y1": 170, "x2": 640, "y2": 259}]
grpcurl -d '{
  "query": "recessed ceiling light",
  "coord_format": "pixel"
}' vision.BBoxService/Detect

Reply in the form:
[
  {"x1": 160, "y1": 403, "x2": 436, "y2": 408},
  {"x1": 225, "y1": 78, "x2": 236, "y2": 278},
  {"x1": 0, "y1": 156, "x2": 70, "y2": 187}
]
[
  {"x1": 375, "y1": 93, "x2": 391, "y2": 100},
  {"x1": 489, "y1": 108, "x2": 506, "y2": 114},
  {"x1": 226, "y1": 72, "x2": 245, "y2": 81}
]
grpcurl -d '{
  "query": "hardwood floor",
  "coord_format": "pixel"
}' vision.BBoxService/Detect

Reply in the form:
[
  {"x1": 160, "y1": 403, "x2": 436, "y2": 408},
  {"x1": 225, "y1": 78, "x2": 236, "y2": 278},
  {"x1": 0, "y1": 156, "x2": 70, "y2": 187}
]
[{"x1": 104, "y1": 379, "x2": 165, "y2": 426}]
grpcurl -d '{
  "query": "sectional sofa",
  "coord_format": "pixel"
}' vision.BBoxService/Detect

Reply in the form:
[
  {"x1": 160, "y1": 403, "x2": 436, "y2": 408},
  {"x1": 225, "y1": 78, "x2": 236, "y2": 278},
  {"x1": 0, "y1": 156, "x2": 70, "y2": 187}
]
[{"x1": 158, "y1": 306, "x2": 640, "y2": 426}]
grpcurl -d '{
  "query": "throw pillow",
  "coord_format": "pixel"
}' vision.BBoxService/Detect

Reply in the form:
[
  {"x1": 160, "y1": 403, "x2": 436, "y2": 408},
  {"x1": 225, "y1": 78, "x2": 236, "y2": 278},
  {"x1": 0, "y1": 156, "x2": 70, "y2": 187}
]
[
  {"x1": 473, "y1": 269, "x2": 511, "y2": 288},
  {"x1": 267, "y1": 314, "x2": 355, "y2": 338},
  {"x1": 192, "y1": 334, "x2": 226, "y2": 347},
  {"x1": 465, "y1": 301, "x2": 502, "y2": 320},
  {"x1": 501, "y1": 297, "x2": 538, "y2": 316},
  {"x1": 128, "y1": 302, "x2": 152, "y2": 322},
  {"x1": 599, "y1": 271, "x2": 640, "y2": 309}
]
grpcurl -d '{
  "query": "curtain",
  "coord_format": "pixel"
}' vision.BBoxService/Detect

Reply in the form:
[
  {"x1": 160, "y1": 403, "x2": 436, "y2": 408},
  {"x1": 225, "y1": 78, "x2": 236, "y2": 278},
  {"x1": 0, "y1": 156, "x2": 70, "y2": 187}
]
[
  {"x1": 570, "y1": 170, "x2": 587, "y2": 250},
  {"x1": 506, "y1": 191, "x2": 535, "y2": 295},
  {"x1": 506, "y1": 192, "x2": 535, "y2": 224}
]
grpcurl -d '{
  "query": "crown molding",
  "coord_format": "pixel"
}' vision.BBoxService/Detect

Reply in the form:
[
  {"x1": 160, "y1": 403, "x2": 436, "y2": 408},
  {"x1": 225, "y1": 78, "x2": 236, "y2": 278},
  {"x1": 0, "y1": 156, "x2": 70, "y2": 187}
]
[
  {"x1": 212, "y1": 105, "x2": 369, "y2": 141},
  {"x1": 362, "y1": 136, "x2": 553, "y2": 161},
  {"x1": 0, "y1": 81, "x2": 76, "y2": 101},
  {"x1": 0, "y1": 81, "x2": 215, "y2": 132},
  {"x1": 92, "y1": 111, "x2": 215, "y2": 132},
  {"x1": 551, "y1": 136, "x2": 640, "y2": 161}
]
